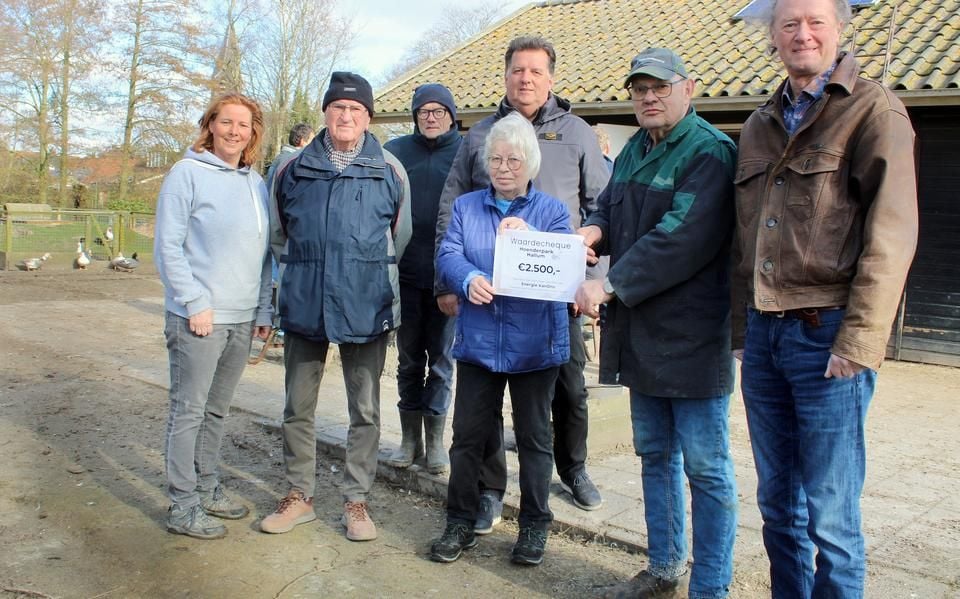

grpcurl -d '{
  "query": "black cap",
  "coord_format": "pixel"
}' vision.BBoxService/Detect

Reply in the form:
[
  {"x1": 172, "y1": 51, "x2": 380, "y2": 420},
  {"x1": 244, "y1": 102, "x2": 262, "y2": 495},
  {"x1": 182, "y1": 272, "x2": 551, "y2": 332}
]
[{"x1": 322, "y1": 71, "x2": 374, "y2": 117}]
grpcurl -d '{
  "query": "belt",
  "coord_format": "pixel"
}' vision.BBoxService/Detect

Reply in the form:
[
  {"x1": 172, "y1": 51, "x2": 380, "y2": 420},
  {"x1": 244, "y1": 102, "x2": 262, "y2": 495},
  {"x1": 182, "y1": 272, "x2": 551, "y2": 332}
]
[{"x1": 755, "y1": 306, "x2": 844, "y2": 327}]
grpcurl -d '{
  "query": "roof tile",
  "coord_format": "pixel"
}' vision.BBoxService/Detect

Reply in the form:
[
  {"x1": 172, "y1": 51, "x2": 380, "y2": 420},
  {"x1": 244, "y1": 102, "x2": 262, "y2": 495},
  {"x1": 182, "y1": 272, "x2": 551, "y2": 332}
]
[{"x1": 375, "y1": 0, "x2": 960, "y2": 117}]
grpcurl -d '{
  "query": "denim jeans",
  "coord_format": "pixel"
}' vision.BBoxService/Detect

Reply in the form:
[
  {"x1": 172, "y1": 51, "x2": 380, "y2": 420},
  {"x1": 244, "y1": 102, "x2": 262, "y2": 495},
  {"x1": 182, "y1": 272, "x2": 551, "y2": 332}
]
[
  {"x1": 741, "y1": 308, "x2": 876, "y2": 599},
  {"x1": 396, "y1": 284, "x2": 455, "y2": 415},
  {"x1": 163, "y1": 312, "x2": 254, "y2": 508},
  {"x1": 447, "y1": 361, "x2": 558, "y2": 530},
  {"x1": 282, "y1": 332, "x2": 387, "y2": 502},
  {"x1": 630, "y1": 391, "x2": 737, "y2": 599}
]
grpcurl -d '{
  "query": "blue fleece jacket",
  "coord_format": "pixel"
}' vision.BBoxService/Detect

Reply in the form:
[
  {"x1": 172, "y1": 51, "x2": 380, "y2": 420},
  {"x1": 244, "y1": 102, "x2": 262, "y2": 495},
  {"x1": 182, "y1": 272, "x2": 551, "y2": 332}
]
[{"x1": 155, "y1": 148, "x2": 273, "y2": 326}]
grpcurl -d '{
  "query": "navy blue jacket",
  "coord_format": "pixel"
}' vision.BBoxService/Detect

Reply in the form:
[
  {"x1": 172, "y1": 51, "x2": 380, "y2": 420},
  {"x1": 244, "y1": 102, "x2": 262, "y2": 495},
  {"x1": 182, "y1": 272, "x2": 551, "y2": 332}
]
[
  {"x1": 384, "y1": 127, "x2": 461, "y2": 289},
  {"x1": 437, "y1": 186, "x2": 571, "y2": 373},
  {"x1": 271, "y1": 131, "x2": 412, "y2": 344}
]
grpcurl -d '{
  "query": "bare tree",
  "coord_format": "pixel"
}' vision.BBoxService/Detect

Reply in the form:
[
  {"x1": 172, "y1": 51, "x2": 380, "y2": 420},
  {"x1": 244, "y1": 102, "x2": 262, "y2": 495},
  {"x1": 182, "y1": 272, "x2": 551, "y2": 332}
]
[
  {"x1": 52, "y1": 0, "x2": 105, "y2": 207},
  {"x1": 381, "y1": 1, "x2": 503, "y2": 84},
  {"x1": 113, "y1": 0, "x2": 212, "y2": 200},
  {"x1": 236, "y1": 0, "x2": 354, "y2": 160},
  {"x1": 0, "y1": 0, "x2": 60, "y2": 204}
]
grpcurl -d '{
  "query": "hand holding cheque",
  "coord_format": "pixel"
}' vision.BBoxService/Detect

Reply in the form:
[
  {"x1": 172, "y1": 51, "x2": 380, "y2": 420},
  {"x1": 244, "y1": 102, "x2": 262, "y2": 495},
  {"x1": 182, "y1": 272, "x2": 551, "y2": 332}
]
[{"x1": 492, "y1": 227, "x2": 587, "y2": 303}]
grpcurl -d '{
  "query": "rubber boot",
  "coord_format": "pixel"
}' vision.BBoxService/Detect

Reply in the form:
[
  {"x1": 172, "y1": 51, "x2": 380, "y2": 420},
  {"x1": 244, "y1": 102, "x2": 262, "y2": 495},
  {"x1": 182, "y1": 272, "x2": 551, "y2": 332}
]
[
  {"x1": 387, "y1": 410, "x2": 423, "y2": 468},
  {"x1": 423, "y1": 413, "x2": 450, "y2": 474}
]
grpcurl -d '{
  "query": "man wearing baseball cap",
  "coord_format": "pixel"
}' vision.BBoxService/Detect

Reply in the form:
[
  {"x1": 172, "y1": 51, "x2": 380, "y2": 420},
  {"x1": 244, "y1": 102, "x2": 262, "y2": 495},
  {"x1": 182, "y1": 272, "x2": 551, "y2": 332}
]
[
  {"x1": 575, "y1": 48, "x2": 738, "y2": 598},
  {"x1": 383, "y1": 83, "x2": 462, "y2": 476},
  {"x1": 262, "y1": 71, "x2": 412, "y2": 543}
]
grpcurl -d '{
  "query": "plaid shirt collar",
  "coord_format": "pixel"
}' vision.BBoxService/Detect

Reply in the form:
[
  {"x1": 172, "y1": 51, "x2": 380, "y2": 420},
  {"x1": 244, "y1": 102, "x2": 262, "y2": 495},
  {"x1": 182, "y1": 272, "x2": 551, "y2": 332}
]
[
  {"x1": 781, "y1": 61, "x2": 837, "y2": 136},
  {"x1": 321, "y1": 130, "x2": 364, "y2": 172}
]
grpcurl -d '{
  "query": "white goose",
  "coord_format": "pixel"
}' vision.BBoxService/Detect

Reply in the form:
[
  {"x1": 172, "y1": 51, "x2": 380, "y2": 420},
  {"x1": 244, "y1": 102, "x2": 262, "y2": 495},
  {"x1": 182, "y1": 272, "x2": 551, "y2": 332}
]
[{"x1": 75, "y1": 242, "x2": 91, "y2": 270}]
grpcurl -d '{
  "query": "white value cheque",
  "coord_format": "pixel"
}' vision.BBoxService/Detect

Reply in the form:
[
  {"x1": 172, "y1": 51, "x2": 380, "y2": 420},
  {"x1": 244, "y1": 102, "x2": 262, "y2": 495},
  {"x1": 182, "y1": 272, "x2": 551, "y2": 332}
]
[{"x1": 492, "y1": 229, "x2": 586, "y2": 303}]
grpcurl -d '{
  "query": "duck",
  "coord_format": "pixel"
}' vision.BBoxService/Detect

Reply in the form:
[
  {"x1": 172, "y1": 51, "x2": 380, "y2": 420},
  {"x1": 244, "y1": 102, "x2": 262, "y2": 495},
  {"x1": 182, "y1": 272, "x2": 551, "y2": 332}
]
[
  {"x1": 20, "y1": 253, "x2": 51, "y2": 271},
  {"x1": 75, "y1": 242, "x2": 91, "y2": 270},
  {"x1": 105, "y1": 226, "x2": 114, "y2": 242},
  {"x1": 110, "y1": 251, "x2": 139, "y2": 272}
]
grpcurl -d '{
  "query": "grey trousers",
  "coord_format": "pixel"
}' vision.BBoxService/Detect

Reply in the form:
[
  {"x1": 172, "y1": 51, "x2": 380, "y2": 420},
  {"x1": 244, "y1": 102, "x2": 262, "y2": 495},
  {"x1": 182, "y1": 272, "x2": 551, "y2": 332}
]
[
  {"x1": 163, "y1": 312, "x2": 254, "y2": 508},
  {"x1": 282, "y1": 332, "x2": 387, "y2": 502}
]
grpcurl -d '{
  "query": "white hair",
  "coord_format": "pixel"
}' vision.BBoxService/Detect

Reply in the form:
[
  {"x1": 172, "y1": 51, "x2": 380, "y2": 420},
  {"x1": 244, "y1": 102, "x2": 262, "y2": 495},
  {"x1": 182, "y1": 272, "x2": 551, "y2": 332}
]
[{"x1": 483, "y1": 111, "x2": 541, "y2": 180}]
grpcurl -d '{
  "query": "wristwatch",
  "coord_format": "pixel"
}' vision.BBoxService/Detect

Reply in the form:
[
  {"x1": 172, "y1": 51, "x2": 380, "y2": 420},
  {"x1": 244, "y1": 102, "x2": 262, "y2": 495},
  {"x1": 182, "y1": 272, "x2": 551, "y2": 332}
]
[{"x1": 602, "y1": 277, "x2": 615, "y2": 296}]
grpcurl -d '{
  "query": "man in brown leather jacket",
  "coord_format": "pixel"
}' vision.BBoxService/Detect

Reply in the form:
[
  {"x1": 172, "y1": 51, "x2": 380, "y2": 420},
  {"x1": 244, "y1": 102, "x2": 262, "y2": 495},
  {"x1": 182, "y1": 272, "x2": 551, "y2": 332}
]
[{"x1": 732, "y1": 0, "x2": 918, "y2": 596}]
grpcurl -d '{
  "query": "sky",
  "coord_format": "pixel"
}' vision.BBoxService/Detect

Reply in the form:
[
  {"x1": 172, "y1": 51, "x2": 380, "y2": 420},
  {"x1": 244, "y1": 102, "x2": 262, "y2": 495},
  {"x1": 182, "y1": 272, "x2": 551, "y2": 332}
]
[{"x1": 342, "y1": 0, "x2": 530, "y2": 87}]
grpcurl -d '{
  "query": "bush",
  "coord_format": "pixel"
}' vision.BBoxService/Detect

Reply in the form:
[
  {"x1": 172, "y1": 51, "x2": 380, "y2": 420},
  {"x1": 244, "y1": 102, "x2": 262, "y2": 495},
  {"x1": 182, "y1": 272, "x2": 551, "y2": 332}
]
[{"x1": 105, "y1": 197, "x2": 151, "y2": 213}]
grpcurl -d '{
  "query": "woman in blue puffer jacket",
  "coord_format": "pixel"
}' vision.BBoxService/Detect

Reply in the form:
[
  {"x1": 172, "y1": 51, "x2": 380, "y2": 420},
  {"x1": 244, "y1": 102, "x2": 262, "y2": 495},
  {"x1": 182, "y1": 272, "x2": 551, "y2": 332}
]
[{"x1": 430, "y1": 112, "x2": 572, "y2": 567}]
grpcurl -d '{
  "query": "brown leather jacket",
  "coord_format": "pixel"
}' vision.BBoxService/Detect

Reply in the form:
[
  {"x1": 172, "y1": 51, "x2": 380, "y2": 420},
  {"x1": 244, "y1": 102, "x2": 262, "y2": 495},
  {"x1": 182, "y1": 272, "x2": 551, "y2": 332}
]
[{"x1": 732, "y1": 52, "x2": 918, "y2": 369}]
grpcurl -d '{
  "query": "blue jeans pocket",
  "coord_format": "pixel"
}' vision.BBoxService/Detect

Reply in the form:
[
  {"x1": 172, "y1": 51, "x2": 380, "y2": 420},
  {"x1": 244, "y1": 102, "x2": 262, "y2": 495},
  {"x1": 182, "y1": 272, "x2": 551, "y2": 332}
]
[{"x1": 797, "y1": 311, "x2": 843, "y2": 347}]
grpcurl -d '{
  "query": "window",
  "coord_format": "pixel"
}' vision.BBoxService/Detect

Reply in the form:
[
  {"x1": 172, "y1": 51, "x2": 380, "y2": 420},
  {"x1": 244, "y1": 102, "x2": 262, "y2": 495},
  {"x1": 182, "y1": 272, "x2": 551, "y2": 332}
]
[{"x1": 733, "y1": 0, "x2": 879, "y2": 21}]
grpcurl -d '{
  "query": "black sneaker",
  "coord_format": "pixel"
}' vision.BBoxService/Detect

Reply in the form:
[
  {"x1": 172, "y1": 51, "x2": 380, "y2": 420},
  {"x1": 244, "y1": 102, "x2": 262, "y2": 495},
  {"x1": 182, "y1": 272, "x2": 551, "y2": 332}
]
[
  {"x1": 510, "y1": 527, "x2": 547, "y2": 566},
  {"x1": 474, "y1": 490, "x2": 503, "y2": 535},
  {"x1": 602, "y1": 570, "x2": 686, "y2": 599},
  {"x1": 166, "y1": 504, "x2": 227, "y2": 540},
  {"x1": 430, "y1": 522, "x2": 477, "y2": 563},
  {"x1": 560, "y1": 470, "x2": 603, "y2": 511}
]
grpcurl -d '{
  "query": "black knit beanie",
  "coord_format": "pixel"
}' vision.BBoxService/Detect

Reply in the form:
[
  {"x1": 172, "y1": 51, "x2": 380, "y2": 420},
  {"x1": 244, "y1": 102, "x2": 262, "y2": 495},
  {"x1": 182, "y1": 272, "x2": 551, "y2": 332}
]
[{"x1": 322, "y1": 71, "x2": 374, "y2": 117}]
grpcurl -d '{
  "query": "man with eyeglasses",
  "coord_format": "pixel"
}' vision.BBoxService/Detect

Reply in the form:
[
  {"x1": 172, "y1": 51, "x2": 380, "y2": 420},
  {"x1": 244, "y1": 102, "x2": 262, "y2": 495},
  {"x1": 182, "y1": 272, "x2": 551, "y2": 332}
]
[
  {"x1": 575, "y1": 48, "x2": 738, "y2": 599},
  {"x1": 383, "y1": 84, "x2": 462, "y2": 476},
  {"x1": 434, "y1": 35, "x2": 610, "y2": 534},
  {"x1": 262, "y1": 71, "x2": 412, "y2": 543}
]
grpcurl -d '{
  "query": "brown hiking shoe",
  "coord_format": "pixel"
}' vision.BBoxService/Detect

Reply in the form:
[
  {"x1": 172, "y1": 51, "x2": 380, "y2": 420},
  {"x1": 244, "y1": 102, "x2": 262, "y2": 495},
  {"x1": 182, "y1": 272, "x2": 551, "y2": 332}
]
[
  {"x1": 259, "y1": 489, "x2": 316, "y2": 534},
  {"x1": 341, "y1": 501, "x2": 377, "y2": 541}
]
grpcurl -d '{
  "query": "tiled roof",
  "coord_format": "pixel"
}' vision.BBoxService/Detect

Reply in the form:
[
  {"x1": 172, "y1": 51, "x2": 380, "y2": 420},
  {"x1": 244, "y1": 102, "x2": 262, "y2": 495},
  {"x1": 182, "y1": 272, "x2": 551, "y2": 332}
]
[{"x1": 374, "y1": 0, "x2": 960, "y2": 120}]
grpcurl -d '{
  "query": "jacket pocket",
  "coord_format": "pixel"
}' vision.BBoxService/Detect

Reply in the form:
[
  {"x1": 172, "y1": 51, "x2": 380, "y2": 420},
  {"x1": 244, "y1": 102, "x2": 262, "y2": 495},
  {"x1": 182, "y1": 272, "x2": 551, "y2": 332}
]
[
  {"x1": 734, "y1": 160, "x2": 768, "y2": 225},
  {"x1": 783, "y1": 152, "x2": 843, "y2": 223}
]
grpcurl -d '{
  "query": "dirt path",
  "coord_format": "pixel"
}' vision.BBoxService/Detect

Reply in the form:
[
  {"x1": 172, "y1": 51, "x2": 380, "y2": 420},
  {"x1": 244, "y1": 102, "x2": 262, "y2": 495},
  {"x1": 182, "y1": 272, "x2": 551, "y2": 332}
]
[
  {"x1": 2, "y1": 270, "x2": 958, "y2": 598},
  {"x1": 0, "y1": 272, "x2": 641, "y2": 598}
]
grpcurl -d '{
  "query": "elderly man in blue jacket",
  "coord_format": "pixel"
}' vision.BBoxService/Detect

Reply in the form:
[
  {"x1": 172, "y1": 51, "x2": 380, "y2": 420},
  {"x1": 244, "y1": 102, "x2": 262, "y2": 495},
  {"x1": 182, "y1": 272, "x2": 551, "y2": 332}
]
[
  {"x1": 261, "y1": 72, "x2": 411, "y2": 543},
  {"x1": 383, "y1": 84, "x2": 462, "y2": 475}
]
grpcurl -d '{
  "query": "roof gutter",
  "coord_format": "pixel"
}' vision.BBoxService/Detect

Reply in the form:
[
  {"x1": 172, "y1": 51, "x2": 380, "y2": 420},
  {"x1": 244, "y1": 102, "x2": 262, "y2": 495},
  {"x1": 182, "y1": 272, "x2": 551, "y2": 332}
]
[{"x1": 372, "y1": 89, "x2": 960, "y2": 126}]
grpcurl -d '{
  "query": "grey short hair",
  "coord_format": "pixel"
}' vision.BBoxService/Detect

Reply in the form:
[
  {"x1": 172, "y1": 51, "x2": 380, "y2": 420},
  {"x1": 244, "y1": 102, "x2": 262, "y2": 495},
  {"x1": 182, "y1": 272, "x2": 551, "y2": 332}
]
[
  {"x1": 483, "y1": 111, "x2": 541, "y2": 181},
  {"x1": 759, "y1": 0, "x2": 852, "y2": 30}
]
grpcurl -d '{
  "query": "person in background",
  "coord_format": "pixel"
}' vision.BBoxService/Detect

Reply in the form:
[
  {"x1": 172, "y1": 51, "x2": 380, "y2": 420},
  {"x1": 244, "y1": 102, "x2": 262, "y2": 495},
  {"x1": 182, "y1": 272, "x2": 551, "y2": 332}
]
[
  {"x1": 383, "y1": 84, "x2": 462, "y2": 475},
  {"x1": 430, "y1": 112, "x2": 571, "y2": 567},
  {"x1": 592, "y1": 124, "x2": 614, "y2": 172},
  {"x1": 265, "y1": 123, "x2": 314, "y2": 192},
  {"x1": 576, "y1": 48, "x2": 738, "y2": 598},
  {"x1": 733, "y1": 0, "x2": 918, "y2": 595},
  {"x1": 260, "y1": 72, "x2": 411, "y2": 543},
  {"x1": 155, "y1": 92, "x2": 273, "y2": 540}
]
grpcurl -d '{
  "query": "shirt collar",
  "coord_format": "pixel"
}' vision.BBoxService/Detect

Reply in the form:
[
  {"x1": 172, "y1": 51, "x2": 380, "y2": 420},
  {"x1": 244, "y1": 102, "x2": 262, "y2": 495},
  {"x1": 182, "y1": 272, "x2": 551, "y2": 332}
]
[{"x1": 782, "y1": 60, "x2": 838, "y2": 107}]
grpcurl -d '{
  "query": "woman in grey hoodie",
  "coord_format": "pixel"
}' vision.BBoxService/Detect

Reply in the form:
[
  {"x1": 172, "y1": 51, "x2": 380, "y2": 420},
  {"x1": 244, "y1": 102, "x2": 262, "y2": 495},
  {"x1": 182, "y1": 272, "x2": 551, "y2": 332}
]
[{"x1": 154, "y1": 93, "x2": 273, "y2": 540}]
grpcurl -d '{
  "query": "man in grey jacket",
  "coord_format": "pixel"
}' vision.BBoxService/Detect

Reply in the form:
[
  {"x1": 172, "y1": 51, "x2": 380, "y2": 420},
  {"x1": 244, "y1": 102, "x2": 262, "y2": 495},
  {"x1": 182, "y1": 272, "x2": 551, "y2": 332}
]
[{"x1": 435, "y1": 36, "x2": 610, "y2": 532}]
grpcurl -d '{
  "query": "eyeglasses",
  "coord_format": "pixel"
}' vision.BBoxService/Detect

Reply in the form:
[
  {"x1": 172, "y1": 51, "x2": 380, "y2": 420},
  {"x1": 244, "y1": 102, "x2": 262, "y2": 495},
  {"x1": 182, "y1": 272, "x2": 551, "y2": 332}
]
[
  {"x1": 328, "y1": 103, "x2": 366, "y2": 117},
  {"x1": 487, "y1": 155, "x2": 523, "y2": 171},
  {"x1": 627, "y1": 78, "x2": 686, "y2": 99},
  {"x1": 416, "y1": 107, "x2": 447, "y2": 120}
]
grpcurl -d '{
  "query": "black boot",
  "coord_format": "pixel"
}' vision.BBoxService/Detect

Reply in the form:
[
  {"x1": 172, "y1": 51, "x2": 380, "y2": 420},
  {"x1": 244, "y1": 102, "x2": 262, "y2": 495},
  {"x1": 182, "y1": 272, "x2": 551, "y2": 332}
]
[
  {"x1": 386, "y1": 410, "x2": 423, "y2": 468},
  {"x1": 423, "y1": 413, "x2": 449, "y2": 474}
]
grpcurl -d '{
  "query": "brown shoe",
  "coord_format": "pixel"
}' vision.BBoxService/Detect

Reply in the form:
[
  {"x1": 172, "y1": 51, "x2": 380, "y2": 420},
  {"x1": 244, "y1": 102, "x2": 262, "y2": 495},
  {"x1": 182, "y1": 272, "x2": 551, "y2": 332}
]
[
  {"x1": 342, "y1": 501, "x2": 377, "y2": 541},
  {"x1": 602, "y1": 570, "x2": 687, "y2": 599},
  {"x1": 260, "y1": 489, "x2": 316, "y2": 534}
]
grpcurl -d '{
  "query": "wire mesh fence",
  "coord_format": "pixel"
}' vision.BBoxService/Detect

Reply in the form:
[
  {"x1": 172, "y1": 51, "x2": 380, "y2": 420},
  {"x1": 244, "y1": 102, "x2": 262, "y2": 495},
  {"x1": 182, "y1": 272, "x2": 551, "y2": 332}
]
[{"x1": 1, "y1": 206, "x2": 154, "y2": 271}]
